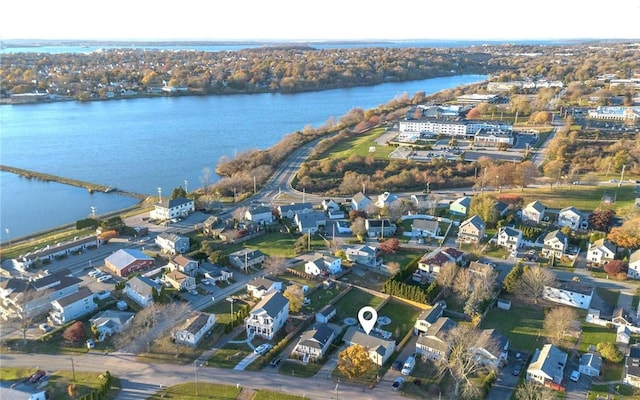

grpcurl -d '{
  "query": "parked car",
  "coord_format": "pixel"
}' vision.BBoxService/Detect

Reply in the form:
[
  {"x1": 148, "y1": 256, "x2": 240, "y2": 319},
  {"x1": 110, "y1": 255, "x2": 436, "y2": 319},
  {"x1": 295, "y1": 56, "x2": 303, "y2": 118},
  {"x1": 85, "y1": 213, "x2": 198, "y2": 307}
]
[
  {"x1": 88, "y1": 269, "x2": 101, "y2": 277},
  {"x1": 254, "y1": 343, "x2": 272, "y2": 355},
  {"x1": 39, "y1": 323, "x2": 52, "y2": 333},
  {"x1": 391, "y1": 360, "x2": 403, "y2": 371},
  {"x1": 269, "y1": 357, "x2": 282, "y2": 367},
  {"x1": 392, "y1": 377, "x2": 405, "y2": 391},
  {"x1": 86, "y1": 339, "x2": 95, "y2": 349},
  {"x1": 401, "y1": 356, "x2": 415, "y2": 375},
  {"x1": 97, "y1": 275, "x2": 111, "y2": 283},
  {"x1": 512, "y1": 366, "x2": 522, "y2": 376},
  {"x1": 28, "y1": 370, "x2": 46, "y2": 383},
  {"x1": 570, "y1": 370, "x2": 580, "y2": 382}
]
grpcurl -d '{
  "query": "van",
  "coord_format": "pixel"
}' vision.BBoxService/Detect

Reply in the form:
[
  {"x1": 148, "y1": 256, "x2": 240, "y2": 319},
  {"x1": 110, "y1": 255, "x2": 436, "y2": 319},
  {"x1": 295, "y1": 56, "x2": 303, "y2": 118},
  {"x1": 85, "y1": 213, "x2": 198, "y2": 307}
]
[{"x1": 401, "y1": 356, "x2": 415, "y2": 375}]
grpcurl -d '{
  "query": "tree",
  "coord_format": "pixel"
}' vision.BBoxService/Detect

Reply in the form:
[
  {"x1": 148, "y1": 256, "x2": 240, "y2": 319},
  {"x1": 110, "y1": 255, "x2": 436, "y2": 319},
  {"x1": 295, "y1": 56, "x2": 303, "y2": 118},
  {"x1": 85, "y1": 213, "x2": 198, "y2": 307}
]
[
  {"x1": 604, "y1": 260, "x2": 628, "y2": 279},
  {"x1": 503, "y1": 264, "x2": 523, "y2": 293},
  {"x1": 116, "y1": 302, "x2": 190, "y2": 353},
  {"x1": 597, "y1": 342, "x2": 623, "y2": 363},
  {"x1": 63, "y1": 321, "x2": 86, "y2": 343},
  {"x1": 294, "y1": 233, "x2": 311, "y2": 254},
  {"x1": 516, "y1": 266, "x2": 556, "y2": 304},
  {"x1": 466, "y1": 107, "x2": 481, "y2": 119},
  {"x1": 436, "y1": 262, "x2": 458, "y2": 297},
  {"x1": 283, "y1": 285, "x2": 304, "y2": 313},
  {"x1": 469, "y1": 195, "x2": 499, "y2": 226},
  {"x1": 453, "y1": 269, "x2": 473, "y2": 300},
  {"x1": 264, "y1": 255, "x2": 288, "y2": 276},
  {"x1": 608, "y1": 218, "x2": 640, "y2": 249},
  {"x1": 588, "y1": 209, "x2": 616, "y2": 232},
  {"x1": 171, "y1": 186, "x2": 187, "y2": 199},
  {"x1": 513, "y1": 161, "x2": 539, "y2": 191},
  {"x1": 350, "y1": 217, "x2": 367, "y2": 241},
  {"x1": 515, "y1": 380, "x2": 557, "y2": 400},
  {"x1": 438, "y1": 325, "x2": 499, "y2": 399},
  {"x1": 386, "y1": 261, "x2": 401, "y2": 276},
  {"x1": 543, "y1": 307, "x2": 578, "y2": 345},
  {"x1": 337, "y1": 344, "x2": 376, "y2": 379},
  {"x1": 379, "y1": 238, "x2": 400, "y2": 253}
]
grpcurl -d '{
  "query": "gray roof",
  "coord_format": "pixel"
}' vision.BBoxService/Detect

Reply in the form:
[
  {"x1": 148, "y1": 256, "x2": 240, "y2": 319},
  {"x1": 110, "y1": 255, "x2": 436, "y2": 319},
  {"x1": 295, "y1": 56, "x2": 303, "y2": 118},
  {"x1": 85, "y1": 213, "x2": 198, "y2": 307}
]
[
  {"x1": 297, "y1": 324, "x2": 335, "y2": 349},
  {"x1": 90, "y1": 310, "x2": 135, "y2": 327},
  {"x1": 544, "y1": 229, "x2": 567, "y2": 244},
  {"x1": 252, "y1": 290, "x2": 289, "y2": 318},
  {"x1": 230, "y1": 248, "x2": 265, "y2": 262},
  {"x1": 182, "y1": 312, "x2": 214, "y2": 335},
  {"x1": 529, "y1": 344, "x2": 568, "y2": 378},
  {"x1": 412, "y1": 219, "x2": 439, "y2": 231},
  {"x1": 248, "y1": 277, "x2": 278, "y2": 291},
  {"x1": 560, "y1": 206, "x2": 583, "y2": 217},
  {"x1": 477, "y1": 328, "x2": 509, "y2": 357},
  {"x1": 417, "y1": 317, "x2": 457, "y2": 353},
  {"x1": 156, "y1": 197, "x2": 193, "y2": 209},
  {"x1": 525, "y1": 200, "x2": 546, "y2": 213},
  {"x1": 105, "y1": 249, "x2": 153, "y2": 270},
  {"x1": 499, "y1": 226, "x2": 520, "y2": 238},
  {"x1": 550, "y1": 280, "x2": 594, "y2": 296},
  {"x1": 352, "y1": 192, "x2": 371, "y2": 204},
  {"x1": 343, "y1": 326, "x2": 395, "y2": 350},
  {"x1": 417, "y1": 303, "x2": 443, "y2": 325},
  {"x1": 54, "y1": 287, "x2": 94, "y2": 307},
  {"x1": 494, "y1": 201, "x2": 508, "y2": 214},
  {"x1": 580, "y1": 352, "x2": 602, "y2": 371},
  {"x1": 462, "y1": 215, "x2": 485, "y2": 229},
  {"x1": 126, "y1": 276, "x2": 161, "y2": 297},
  {"x1": 317, "y1": 304, "x2": 336, "y2": 317},
  {"x1": 452, "y1": 196, "x2": 471, "y2": 208},
  {"x1": 626, "y1": 345, "x2": 640, "y2": 378},
  {"x1": 158, "y1": 232, "x2": 188, "y2": 243},
  {"x1": 279, "y1": 203, "x2": 313, "y2": 213}
]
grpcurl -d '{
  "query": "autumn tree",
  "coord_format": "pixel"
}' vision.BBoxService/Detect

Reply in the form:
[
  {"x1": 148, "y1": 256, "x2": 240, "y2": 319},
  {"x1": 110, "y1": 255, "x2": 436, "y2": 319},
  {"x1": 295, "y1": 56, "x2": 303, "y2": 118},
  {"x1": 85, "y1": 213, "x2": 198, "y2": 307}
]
[
  {"x1": 350, "y1": 217, "x2": 367, "y2": 241},
  {"x1": 379, "y1": 238, "x2": 400, "y2": 253},
  {"x1": 337, "y1": 344, "x2": 376, "y2": 379},
  {"x1": 283, "y1": 285, "x2": 304, "y2": 313},
  {"x1": 469, "y1": 195, "x2": 499, "y2": 226},
  {"x1": 513, "y1": 161, "x2": 539, "y2": 191},
  {"x1": 466, "y1": 107, "x2": 481, "y2": 119},
  {"x1": 436, "y1": 262, "x2": 459, "y2": 297},
  {"x1": 543, "y1": 307, "x2": 578, "y2": 345},
  {"x1": 588, "y1": 209, "x2": 616, "y2": 232},
  {"x1": 516, "y1": 266, "x2": 556, "y2": 304},
  {"x1": 607, "y1": 217, "x2": 640, "y2": 249},
  {"x1": 63, "y1": 321, "x2": 86, "y2": 343},
  {"x1": 439, "y1": 325, "x2": 499, "y2": 399},
  {"x1": 294, "y1": 233, "x2": 311, "y2": 254},
  {"x1": 515, "y1": 380, "x2": 557, "y2": 400},
  {"x1": 604, "y1": 260, "x2": 628, "y2": 279},
  {"x1": 597, "y1": 342, "x2": 624, "y2": 363}
]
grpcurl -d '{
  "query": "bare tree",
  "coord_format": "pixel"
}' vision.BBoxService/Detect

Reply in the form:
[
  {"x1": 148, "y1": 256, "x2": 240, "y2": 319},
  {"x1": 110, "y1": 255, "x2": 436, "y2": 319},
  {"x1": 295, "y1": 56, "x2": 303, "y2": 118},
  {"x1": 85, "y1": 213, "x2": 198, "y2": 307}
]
[
  {"x1": 200, "y1": 166, "x2": 213, "y2": 208},
  {"x1": 231, "y1": 206, "x2": 249, "y2": 224},
  {"x1": 543, "y1": 307, "x2": 578, "y2": 345},
  {"x1": 453, "y1": 268, "x2": 473, "y2": 299},
  {"x1": 438, "y1": 325, "x2": 499, "y2": 399},
  {"x1": 470, "y1": 263, "x2": 498, "y2": 301},
  {"x1": 350, "y1": 217, "x2": 367, "y2": 240},
  {"x1": 516, "y1": 266, "x2": 556, "y2": 304},
  {"x1": 436, "y1": 262, "x2": 458, "y2": 297},
  {"x1": 263, "y1": 255, "x2": 289, "y2": 276},
  {"x1": 515, "y1": 380, "x2": 557, "y2": 400}
]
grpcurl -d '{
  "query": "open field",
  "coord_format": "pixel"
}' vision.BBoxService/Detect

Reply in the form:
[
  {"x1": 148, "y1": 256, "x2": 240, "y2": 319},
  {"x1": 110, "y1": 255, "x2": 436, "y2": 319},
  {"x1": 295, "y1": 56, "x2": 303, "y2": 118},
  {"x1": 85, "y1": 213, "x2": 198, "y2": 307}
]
[
  {"x1": 332, "y1": 287, "x2": 386, "y2": 322},
  {"x1": 377, "y1": 299, "x2": 423, "y2": 340},
  {"x1": 148, "y1": 382, "x2": 241, "y2": 399},
  {"x1": 318, "y1": 127, "x2": 394, "y2": 160},
  {"x1": 507, "y1": 184, "x2": 637, "y2": 213},
  {"x1": 480, "y1": 299, "x2": 545, "y2": 352},
  {"x1": 1, "y1": 368, "x2": 119, "y2": 399}
]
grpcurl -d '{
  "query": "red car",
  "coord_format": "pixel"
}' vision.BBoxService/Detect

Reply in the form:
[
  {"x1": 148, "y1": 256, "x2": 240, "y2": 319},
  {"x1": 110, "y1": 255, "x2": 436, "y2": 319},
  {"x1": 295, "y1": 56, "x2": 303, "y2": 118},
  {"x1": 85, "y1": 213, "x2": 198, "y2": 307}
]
[{"x1": 29, "y1": 370, "x2": 46, "y2": 383}]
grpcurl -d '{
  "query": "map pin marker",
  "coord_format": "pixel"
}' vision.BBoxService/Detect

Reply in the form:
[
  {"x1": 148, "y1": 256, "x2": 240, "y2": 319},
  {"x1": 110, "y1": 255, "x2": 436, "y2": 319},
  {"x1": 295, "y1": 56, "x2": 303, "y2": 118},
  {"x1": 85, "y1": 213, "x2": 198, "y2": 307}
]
[{"x1": 358, "y1": 306, "x2": 377, "y2": 335}]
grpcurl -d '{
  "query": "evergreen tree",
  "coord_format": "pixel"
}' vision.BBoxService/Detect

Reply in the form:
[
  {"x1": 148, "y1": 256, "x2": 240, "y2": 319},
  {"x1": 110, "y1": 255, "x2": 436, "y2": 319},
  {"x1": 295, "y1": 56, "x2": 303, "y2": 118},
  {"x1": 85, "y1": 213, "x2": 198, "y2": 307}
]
[{"x1": 503, "y1": 264, "x2": 524, "y2": 293}]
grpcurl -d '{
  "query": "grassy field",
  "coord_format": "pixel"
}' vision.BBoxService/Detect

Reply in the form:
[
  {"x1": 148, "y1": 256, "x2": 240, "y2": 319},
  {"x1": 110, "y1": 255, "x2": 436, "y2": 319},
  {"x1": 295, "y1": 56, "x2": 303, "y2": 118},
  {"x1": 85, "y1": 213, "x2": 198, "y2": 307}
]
[
  {"x1": 377, "y1": 299, "x2": 423, "y2": 341},
  {"x1": 507, "y1": 184, "x2": 637, "y2": 213},
  {"x1": 578, "y1": 323, "x2": 617, "y2": 352},
  {"x1": 252, "y1": 389, "x2": 309, "y2": 400},
  {"x1": 1, "y1": 368, "x2": 119, "y2": 399},
  {"x1": 319, "y1": 127, "x2": 394, "y2": 160},
  {"x1": 332, "y1": 287, "x2": 386, "y2": 322},
  {"x1": 148, "y1": 382, "x2": 241, "y2": 399},
  {"x1": 480, "y1": 299, "x2": 546, "y2": 352}
]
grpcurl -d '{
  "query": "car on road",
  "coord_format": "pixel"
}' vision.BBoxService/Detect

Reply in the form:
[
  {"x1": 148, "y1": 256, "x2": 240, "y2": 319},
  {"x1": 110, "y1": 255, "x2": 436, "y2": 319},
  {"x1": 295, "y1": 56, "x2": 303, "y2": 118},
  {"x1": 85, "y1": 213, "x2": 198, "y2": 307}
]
[
  {"x1": 269, "y1": 357, "x2": 282, "y2": 367},
  {"x1": 254, "y1": 343, "x2": 272, "y2": 355},
  {"x1": 392, "y1": 377, "x2": 405, "y2": 391},
  {"x1": 570, "y1": 370, "x2": 580, "y2": 382}
]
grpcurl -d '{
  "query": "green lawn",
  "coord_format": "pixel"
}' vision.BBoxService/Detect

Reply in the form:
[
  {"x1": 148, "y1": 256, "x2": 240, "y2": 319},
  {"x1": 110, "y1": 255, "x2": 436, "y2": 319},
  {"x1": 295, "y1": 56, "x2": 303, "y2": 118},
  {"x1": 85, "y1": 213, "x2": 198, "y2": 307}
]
[
  {"x1": 480, "y1": 300, "x2": 546, "y2": 352},
  {"x1": 511, "y1": 185, "x2": 637, "y2": 213},
  {"x1": 253, "y1": 390, "x2": 308, "y2": 400},
  {"x1": 147, "y1": 382, "x2": 241, "y2": 399},
  {"x1": 596, "y1": 287, "x2": 621, "y2": 308},
  {"x1": 320, "y1": 127, "x2": 394, "y2": 159},
  {"x1": 578, "y1": 323, "x2": 617, "y2": 352},
  {"x1": 332, "y1": 288, "x2": 386, "y2": 322},
  {"x1": 399, "y1": 358, "x2": 442, "y2": 397},
  {"x1": 303, "y1": 283, "x2": 349, "y2": 313},
  {"x1": 377, "y1": 299, "x2": 422, "y2": 341},
  {"x1": 278, "y1": 359, "x2": 323, "y2": 378}
]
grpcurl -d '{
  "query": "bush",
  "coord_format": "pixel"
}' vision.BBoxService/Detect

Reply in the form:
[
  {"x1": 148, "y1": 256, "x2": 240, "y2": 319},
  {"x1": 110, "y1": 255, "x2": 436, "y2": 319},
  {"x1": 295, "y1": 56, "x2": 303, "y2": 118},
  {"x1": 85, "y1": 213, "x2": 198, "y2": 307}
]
[
  {"x1": 63, "y1": 321, "x2": 86, "y2": 343},
  {"x1": 597, "y1": 342, "x2": 624, "y2": 363}
]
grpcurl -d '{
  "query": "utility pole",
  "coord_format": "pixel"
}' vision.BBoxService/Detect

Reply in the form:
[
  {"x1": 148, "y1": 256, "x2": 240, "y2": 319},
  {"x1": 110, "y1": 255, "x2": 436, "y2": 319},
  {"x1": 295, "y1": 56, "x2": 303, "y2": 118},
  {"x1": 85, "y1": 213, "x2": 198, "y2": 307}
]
[
  {"x1": 619, "y1": 165, "x2": 626, "y2": 187},
  {"x1": 157, "y1": 187, "x2": 162, "y2": 202},
  {"x1": 184, "y1": 180, "x2": 188, "y2": 194}
]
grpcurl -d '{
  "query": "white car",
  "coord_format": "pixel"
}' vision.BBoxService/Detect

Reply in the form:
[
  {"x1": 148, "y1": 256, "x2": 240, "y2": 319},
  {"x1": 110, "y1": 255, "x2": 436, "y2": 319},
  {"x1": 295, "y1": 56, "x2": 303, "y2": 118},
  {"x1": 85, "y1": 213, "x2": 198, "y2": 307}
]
[
  {"x1": 254, "y1": 343, "x2": 272, "y2": 355},
  {"x1": 97, "y1": 275, "x2": 111, "y2": 283},
  {"x1": 88, "y1": 269, "x2": 102, "y2": 277}
]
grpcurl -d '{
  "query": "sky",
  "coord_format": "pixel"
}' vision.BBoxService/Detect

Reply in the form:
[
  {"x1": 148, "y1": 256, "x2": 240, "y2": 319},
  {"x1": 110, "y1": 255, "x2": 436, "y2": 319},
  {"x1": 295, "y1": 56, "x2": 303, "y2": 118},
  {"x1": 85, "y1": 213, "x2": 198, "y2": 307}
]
[{"x1": 2, "y1": 0, "x2": 640, "y2": 42}]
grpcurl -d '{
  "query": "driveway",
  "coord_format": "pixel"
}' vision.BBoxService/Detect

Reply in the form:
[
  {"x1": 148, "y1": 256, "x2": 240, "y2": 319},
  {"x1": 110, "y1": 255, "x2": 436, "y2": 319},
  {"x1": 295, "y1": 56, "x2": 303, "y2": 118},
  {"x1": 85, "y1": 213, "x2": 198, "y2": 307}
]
[{"x1": 486, "y1": 351, "x2": 528, "y2": 400}]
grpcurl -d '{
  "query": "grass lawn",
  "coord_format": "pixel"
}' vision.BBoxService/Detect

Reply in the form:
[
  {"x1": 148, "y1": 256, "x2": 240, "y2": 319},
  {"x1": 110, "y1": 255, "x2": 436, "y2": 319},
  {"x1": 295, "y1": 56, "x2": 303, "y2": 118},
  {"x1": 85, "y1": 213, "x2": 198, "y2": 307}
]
[
  {"x1": 601, "y1": 361, "x2": 624, "y2": 381},
  {"x1": 332, "y1": 288, "x2": 386, "y2": 322},
  {"x1": 278, "y1": 359, "x2": 323, "y2": 378},
  {"x1": 506, "y1": 185, "x2": 637, "y2": 213},
  {"x1": 377, "y1": 299, "x2": 423, "y2": 341},
  {"x1": 480, "y1": 299, "x2": 546, "y2": 352},
  {"x1": 320, "y1": 127, "x2": 394, "y2": 160},
  {"x1": 578, "y1": 323, "x2": 617, "y2": 352},
  {"x1": 207, "y1": 347, "x2": 251, "y2": 369},
  {"x1": 148, "y1": 382, "x2": 241, "y2": 399},
  {"x1": 596, "y1": 287, "x2": 621, "y2": 307},
  {"x1": 303, "y1": 283, "x2": 349, "y2": 313},
  {"x1": 399, "y1": 358, "x2": 442, "y2": 398},
  {"x1": 1, "y1": 368, "x2": 119, "y2": 399},
  {"x1": 253, "y1": 389, "x2": 308, "y2": 400},
  {"x1": 589, "y1": 383, "x2": 640, "y2": 400}
]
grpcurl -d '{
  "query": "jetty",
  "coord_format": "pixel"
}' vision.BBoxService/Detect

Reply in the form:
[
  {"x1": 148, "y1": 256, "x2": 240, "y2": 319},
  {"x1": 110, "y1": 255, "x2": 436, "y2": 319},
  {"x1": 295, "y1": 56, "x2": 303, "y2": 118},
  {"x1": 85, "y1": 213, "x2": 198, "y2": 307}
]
[{"x1": 1, "y1": 165, "x2": 149, "y2": 200}]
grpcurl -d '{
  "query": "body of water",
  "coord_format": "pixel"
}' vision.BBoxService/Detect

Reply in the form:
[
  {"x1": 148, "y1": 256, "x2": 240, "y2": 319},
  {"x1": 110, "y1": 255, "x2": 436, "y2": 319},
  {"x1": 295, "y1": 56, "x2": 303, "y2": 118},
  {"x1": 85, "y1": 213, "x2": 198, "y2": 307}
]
[{"x1": 0, "y1": 74, "x2": 487, "y2": 238}]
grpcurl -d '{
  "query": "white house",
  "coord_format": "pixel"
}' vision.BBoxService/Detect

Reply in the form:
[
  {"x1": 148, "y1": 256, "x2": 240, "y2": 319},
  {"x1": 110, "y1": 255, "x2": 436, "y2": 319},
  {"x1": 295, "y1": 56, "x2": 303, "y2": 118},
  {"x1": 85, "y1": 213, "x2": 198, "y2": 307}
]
[
  {"x1": 150, "y1": 197, "x2": 195, "y2": 221},
  {"x1": 155, "y1": 232, "x2": 190, "y2": 255},
  {"x1": 305, "y1": 254, "x2": 342, "y2": 277},
  {"x1": 277, "y1": 203, "x2": 314, "y2": 219},
  {"x1": 628, "y1": 249, "x2": 640, "y2": 280},
  {"x1": 449, "y1": 196, "x2": 471, "y2": 216},
  {"x1": 618, "y1": 325, "x2": 632, "y2": 345},
  {"x1": 168, "y1": 255, "x2": 199, "y2": 277},
  {"x1": 416, "y1": 247, "x2": 464, "y2": 281},
  {"x1": 315, "y1": 305, "x2": 337, "y2": 324},
  {"x1": 587, "y1": 239, "x2": 616, "y2": 266},
  {"x1": 295, "y1": 211, "x2": 326, "y2": 234},
  {"x1": 411, "y1": 219, "x2": 440, "y2": 238},
  {"x1": 365, "y1": 218, "x2": 396, "y2": 238},
  {"x1": 291, "y1": 323, "x2": 337, "y2": 362},
  {"x1": 413, "y1": 303, "x2": 444, "y2": 335},
  {"x1": 579, "y1": 353, "x2": 602, "y2": 377},
  {"x1": 321, "y1": 199, "x2": 341, "y2": 212},
  {"x1": 415, "y1": 317, "x2": 458, "y2": 360},
  {"x1": 163, "y1": 270, "x2": 196, "y2": 292},
  {"x1": 375, "y1": 192, "x2": 398, "y2": 209},
  {"x1": 543, "y1": 280, "x2": 594, "y2": 309},
  {"x1": 0, "y1": 387, "x2": 46, "y2": 400},
  {"x1": 247, "y1": 277, "x2": 283, "y2": 299},
  {"x1": 245, "y1": 206, "x2": 274, "y2": 225},
  {"x1": 49, "y1": 287, "x2": 96, "y2": 325},
  {"x1": 344, "y1": 244, "x2": 380, "y2": 268},
  {"x1": 541, "y1": 230, "x2": 568, "y2": 259},
  {"x1": 522, "y1": 201, "x2": 546, "y2": 224},
  {"x1": 123, "y1": 276, "x2": 162, "y2": 308},
  {"x1": 557, "y1": 206, "x2": 585, "y2": 230},
  {"x1": 457, "y1": 215, "x2": 485, "y2": 244},
  {"x1": 17, "y1": 236, "x2": 100, "y2": 269},
  {"x1": 351, "y1": 192, "x2": 372, "y2": 211},
  {"x1": 229, "y1": 248, "x2": 265, "y2": 271},
  {"x1": 496, "y1": 227, "x2": 522, "y2": 251},
  {"x1": 526, "y1": 344, "x2": 567, "y2": 385},
  {"x1": 342, "y1": 326, "x2": 396, "y2": 366},
  {"x1": 173, "y1": 312, "x2": 216, "y2": 347},
  {"x1": 245, "y1": 290, "x2": 289, "y2": 340},
  {"x1": 90, "y1": 310, "x2": 135, "y2": 338}
]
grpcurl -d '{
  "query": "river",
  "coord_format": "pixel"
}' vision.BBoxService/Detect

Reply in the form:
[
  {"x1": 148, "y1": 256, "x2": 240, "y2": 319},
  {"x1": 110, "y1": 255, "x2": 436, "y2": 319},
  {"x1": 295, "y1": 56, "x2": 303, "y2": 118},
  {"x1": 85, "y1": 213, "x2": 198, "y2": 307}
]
[{"x1": 0, "y1": 74, "x2": 486, "y2": 239}]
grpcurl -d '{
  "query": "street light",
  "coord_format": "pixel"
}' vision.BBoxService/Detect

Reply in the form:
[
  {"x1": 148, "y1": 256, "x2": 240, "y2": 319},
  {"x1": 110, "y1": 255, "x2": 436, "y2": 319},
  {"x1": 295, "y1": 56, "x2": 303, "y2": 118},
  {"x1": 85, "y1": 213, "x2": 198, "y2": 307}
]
[
  {"x1": 226, "y1": 297, "x2": 235, "y2": 325},
  {"x1": 194, "y1": 359, "x2": 207, "y2": 396}
]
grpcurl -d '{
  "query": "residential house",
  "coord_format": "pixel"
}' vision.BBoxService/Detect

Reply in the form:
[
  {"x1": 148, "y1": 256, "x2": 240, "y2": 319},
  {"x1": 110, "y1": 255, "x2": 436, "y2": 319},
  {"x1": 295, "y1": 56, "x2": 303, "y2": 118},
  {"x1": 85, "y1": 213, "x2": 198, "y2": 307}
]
[
  {"x1": 245, "y1": 206, "x2": 274, "y2": 225},
  {"x1": 411, "y1": 194, "x2": 436, "y2": 211},
  {"x1": 543, "y1": 280, "x2": 594, "y2": 309},
  {"x1": 541, "y1": 230, "x2": 568, "y2": 259},
  {"x1": 247, "y1": 277, "x2": 282, "y2": 299},
  {"x1": 321, "y1": 199, "x2": 341, "y2": 212},
  {"x1": 411, "y1": 219, "x2": 440, "y2": 239},
  {"x1": 199, "y1": 262, "x2": 233, "y2": 283},
  {"x1": 522, "y1": 201, "x2": 547, "y2": 224},
  {"x1": 415, "y1": 317, "x2": 458, "y2": 360},
  {"x1": 90, "y1": 310, "x2": 135, "y2": 338},
  {"x1": 229, "y1": 248, "x2": 265, "y2": 271},
  {"x1": 305, "y1": 254, "x2": 342, "y2": 277},
  {"x1": 587, "y1": 239, "x2": 616, "y2": 266},
  {"x1": 365, "y1": 218, "x2": 396, "y2": 238},
  {"x1": 628, "y1": 249, "x2": 640, "y2": 280},
  {"x1": 123, "y1": 276, "x2": 162, "y2": 308},
  {"x1": 351, "y1": 192, "x2": 373, "y2": 211},
  {"x1": 49, "y1": 287, "x2": 96, "y2": 325},
  {"x1": 618, "y1": 325, "x2": 632, "y2": 345},
  {"x1": 449, "y1": 196, "x2": 471, "y2": 216},
  {"x1": 496, "y1": 227, "x2": 522, "y2": 251},
  {"x1": 0, "y1": 272, "x2": 81, "y2": 319},
  {"x1": 375, "y1": 192, "x2": 399, "y2": 209},
  {"x1": 344, "y1": 244, "x2": 380, "y2": 268},
  {"x1": 0, "y1": 387, "x2": 46, "y2": 400},
  {"x1": 18, "y1": 236, "x2": 100, "y2": 269},
  {"x1": 295, "y1": 211, "x2": 326, "y2": 234},
  {"x1": 291, "y1": 323, "x2": 337, "y2": 362},
  {"x1": 342, "y1": 326, "x2": 396, "y2": 366},
  {"x1": 416, "y1": 247, "x2": 464, "y2": 281},
  {"x1": 245, "y1": 290, "x2": 289, "y2": 340},
  {"x1": 168, "y1": 255, "x2": 199, "y2": 277},
  {"x1": 457, "y1": 215, "x2": 485, "y2": 244},
  {"x1": 164, "y1": 270, "x2": 196, "y2": 292},
  {"x1": 173, "y1": 312, "x2": 216, "y2": 347},
  {"x1": 579, "y1": 353, "x2": 602, "y2": 377},
  {"x1": 624, "y1": 344, "x2": 640, "y2": 388},
  {"x1": 471, "y1": 329, "x2": 509, "y2": 368},
  {"x1": 493, "y1": 201, "x2": 509, "y2": 217},
  {"x1": 277, "y1": 203, "x2": 314, "y2": 219},
  {"x1": 150, "y1": 197, "x2": 195, "y2": 221},
  {"x1": 202, "y1": 215, "x2": 223, "y2": 236},
  {"x1": 413, "y1": 303, "x2": 444, "y2": 335},
  {"x1": 155, "y1": 232, "x2": 190, "y2": 255},
  {"x1": 315, "y1": 305, "x2": 337, "y2": 324},
  {"x1": 557, "y1": 206, "x2": 585, "y2": 230},
  {"x1": 105, "y1": 249, "x2": 155, "y2": 277},
  {"x1": 613, "y1": 308, "x2": 633, "y2": 326},
  {"x1": 526, "y1": 344, "x2": 568, "y2": 385}
]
